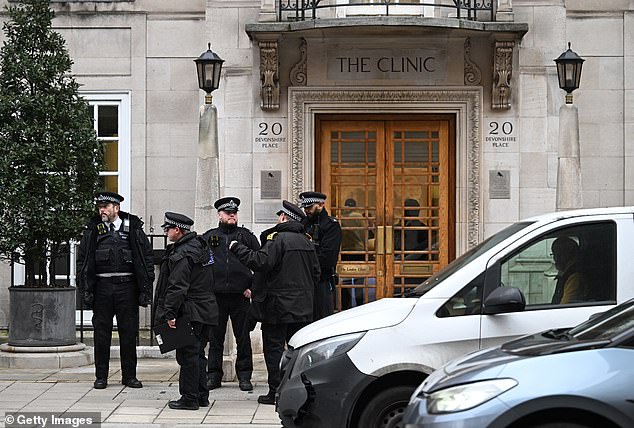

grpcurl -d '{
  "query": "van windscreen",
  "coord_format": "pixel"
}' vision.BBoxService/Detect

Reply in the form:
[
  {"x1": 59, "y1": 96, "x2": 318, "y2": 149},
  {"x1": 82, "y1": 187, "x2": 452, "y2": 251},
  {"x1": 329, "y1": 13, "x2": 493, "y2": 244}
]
[{"x1": 409, "y1": 221, "x2": 534, "y2": 296}]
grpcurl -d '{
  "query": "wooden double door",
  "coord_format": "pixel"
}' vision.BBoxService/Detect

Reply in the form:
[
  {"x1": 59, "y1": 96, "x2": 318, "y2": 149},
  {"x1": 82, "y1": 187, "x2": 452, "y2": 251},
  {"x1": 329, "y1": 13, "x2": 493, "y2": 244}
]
[{"x1": 316, "y1": 115, "x2": 455, "y2": 309}]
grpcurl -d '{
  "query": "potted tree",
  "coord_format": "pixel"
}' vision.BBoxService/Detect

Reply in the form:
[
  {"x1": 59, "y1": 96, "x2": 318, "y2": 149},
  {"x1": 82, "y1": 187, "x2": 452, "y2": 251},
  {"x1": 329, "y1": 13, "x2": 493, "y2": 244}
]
[{"x1": 0, "y1": 0, "x2": 103, "y2": 347}]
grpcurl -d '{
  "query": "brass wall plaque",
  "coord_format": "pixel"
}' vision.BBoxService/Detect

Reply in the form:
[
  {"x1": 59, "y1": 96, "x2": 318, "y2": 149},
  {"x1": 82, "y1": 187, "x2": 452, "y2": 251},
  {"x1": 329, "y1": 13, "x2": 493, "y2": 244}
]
[{"x1": 338, "y1": 264, "x2": 372, "y2": 275}]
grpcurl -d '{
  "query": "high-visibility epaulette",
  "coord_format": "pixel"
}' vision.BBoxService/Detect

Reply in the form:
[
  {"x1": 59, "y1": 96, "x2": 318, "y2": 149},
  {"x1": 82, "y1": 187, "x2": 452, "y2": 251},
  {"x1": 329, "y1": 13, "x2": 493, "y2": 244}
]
[{"x1": 267, "y1": 232, "x2": 278, "y2": 241}]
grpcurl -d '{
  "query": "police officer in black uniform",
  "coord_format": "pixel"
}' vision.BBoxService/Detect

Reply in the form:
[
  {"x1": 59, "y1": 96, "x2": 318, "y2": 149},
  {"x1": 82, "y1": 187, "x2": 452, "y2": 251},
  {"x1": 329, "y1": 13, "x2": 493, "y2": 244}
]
[
  {"x1": 77, "y1": 192, "x2": 155, "y2": 390},
  {"x1": 203, "y1": 197, "x2": 259, "y2": 392},
  {"x1": 229, "y1": 200, "x2": 320, "y2": 405},
  {"x1": 153, "y1": 212, "x2": 219, "y2": 410},
  {"x1": 299, "y1": 191, "x2": 342, "y2": 320}
]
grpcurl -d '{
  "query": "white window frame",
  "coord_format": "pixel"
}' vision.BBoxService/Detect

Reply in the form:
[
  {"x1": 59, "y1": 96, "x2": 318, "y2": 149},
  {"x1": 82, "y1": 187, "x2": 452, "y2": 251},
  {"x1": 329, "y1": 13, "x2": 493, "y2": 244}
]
[
  {"x1": 83, "y1": 91, "x2": 131, "y2": 213},
  {"x1": 76, "y1": 91, "x2": 131, "y2": 324}
]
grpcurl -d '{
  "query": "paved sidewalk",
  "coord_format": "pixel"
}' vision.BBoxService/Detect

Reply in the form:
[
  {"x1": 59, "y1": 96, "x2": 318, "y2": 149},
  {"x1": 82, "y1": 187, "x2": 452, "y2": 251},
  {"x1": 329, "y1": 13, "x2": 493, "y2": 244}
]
[{"x1": 0, "y1": 356, "x2": 281, "y2": 427}]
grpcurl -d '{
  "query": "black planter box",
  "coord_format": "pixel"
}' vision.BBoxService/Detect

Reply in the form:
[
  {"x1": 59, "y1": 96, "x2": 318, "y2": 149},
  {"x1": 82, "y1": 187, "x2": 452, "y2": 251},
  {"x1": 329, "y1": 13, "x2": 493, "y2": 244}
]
[{"x1": 8, "y1": 287, "x2": 76, "y2": 347}]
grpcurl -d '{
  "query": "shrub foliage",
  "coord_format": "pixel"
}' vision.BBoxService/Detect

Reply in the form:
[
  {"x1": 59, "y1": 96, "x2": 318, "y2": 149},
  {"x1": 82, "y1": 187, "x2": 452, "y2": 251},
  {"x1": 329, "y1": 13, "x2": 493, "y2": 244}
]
[{"x1": 0, "y1": 0, "x2": 103, "y2": 286}]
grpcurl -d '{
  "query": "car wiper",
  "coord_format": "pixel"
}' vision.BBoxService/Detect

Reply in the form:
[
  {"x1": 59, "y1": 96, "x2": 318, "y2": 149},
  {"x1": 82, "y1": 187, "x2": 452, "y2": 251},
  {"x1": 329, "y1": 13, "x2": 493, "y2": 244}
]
[
  {"x1": 542, "y1": 328, "x2": 573, "y2": 340},
  {"x1": 400, "y1": 289, "x2": 422, "y2": 298}
]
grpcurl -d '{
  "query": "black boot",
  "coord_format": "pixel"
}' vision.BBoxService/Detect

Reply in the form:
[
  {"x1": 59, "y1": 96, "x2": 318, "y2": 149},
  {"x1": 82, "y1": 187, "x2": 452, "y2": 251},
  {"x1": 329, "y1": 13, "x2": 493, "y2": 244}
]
[
  {"x1": 168, "y1": 398, "x2": 199, "y2": 410},
  {"x1": 238, "y1": 378, "x2": 253, "y2": 391},
  {"x1": 207, "y1": 374, "x2": 221, "y2": 390},
  {"x1": 257, "y1": 390, "x2": 275, "y2": 405}
]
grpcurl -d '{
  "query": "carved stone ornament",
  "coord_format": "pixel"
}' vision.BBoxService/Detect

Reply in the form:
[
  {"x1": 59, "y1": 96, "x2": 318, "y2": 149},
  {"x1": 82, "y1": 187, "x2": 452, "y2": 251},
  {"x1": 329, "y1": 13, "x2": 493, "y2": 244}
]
[
  {"x1": 464, "y1": 38, "x2": 482, "y2": 86},
  {"x1": 288, "y1": 87, "x2": 483, "y2": 249},
  {"x1": 259, "y1": 41, "x2": 280, "y2": 111},
  {"x1": 289, "y1": 38, "x2": 307, "y2": 86},
  {"x1": 492, "y1": 40, "x2": 514, "y2": 110}
]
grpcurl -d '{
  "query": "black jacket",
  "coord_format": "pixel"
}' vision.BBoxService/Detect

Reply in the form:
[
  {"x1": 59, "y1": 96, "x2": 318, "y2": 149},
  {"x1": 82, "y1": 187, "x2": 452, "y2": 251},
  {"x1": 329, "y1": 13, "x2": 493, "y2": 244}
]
[
  {"x1": 153, "y1": 232, "x2": 218, "y2": 326},
  {"x1": 77, "y1": 211, "x2": 155, "y2": 309},
  {"x1": 304, "y1": 208, "x2": 342, "y2": 281},
  {"x1": 202, "y1": 224, "x2": 259, "y2": 294},
  {"x1": 231, "y1": 221, "x2": 320, "y2": 324}
]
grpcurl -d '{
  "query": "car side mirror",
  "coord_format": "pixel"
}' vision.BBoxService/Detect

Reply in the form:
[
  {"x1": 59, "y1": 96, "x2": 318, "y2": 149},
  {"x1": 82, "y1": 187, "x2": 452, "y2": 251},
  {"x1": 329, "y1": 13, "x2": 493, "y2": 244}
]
[{"x1": 483, "y1": 286, "x2": 526, "y2": 315}]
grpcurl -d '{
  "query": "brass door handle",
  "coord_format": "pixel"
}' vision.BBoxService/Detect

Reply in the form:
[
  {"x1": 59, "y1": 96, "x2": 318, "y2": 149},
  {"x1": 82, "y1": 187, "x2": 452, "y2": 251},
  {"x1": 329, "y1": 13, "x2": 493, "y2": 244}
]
[
  {"x1": 385, "y1": 226, "x2": 393, "y2": 255},
  {"x1": 376, "y1": 226, "x2": 385, "y2": 255}
]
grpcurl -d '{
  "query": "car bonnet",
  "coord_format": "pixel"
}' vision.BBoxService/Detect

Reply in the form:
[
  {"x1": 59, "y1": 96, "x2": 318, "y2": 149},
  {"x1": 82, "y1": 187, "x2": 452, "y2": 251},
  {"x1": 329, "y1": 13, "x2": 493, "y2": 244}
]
[{"x1": 288, "y1": 297, "x2": 417, "y2": 348}]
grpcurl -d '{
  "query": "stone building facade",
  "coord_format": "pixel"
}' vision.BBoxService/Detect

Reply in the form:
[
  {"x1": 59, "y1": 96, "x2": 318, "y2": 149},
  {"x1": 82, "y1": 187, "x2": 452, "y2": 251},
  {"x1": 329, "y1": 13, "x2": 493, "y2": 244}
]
[{"x1": 0, "y1": 0, "x2": 633, "y2": 328}]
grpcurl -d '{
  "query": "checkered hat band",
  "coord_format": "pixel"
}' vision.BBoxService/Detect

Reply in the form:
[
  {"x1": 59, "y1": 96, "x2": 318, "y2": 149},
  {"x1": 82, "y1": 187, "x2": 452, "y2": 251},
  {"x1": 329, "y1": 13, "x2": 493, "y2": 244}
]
[
  {"x1": 164, "y1": 219, "x2": 191, "y2": 229},
  {"x1": 301, "y1": 197, "x2": 324, "y2": 205},
  {"x1": 95, "y1": 196, "x2": 119, "y2": 203},
  {"x1": 281, "y1": 208, "x2": 302, "y2": 222},
  {"x1": 217, "y1": 202, "x2": 238, "y2": 211}
]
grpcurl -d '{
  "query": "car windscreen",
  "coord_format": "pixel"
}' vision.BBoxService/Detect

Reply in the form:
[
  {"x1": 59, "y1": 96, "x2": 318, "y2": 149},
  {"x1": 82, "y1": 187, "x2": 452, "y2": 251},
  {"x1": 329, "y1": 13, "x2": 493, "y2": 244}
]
[
  {"x1": 409, "y1": 221, "x2": 534, "y2": 296},
  {"x1": 568, "y1": 299, "x2": 634, "y2": 341}
]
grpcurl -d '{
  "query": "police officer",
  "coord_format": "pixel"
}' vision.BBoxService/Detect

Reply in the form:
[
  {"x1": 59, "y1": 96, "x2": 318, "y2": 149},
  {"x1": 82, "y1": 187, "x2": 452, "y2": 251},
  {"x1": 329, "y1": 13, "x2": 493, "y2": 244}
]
[
  {"x1": 229, "y1": 201, "x2": 320, "y2": 405},
  {"x1": 153, "y1": 212, "x2": 219, "y2": 410},
  {"x1": 203, "y1": 197, "x2": 259, "y2": 392},
  {"x1": 299, "y1": 191, "x2": 342, "y2": 320},
  {"x1": 77, "y1": 192, "x2": 155, "y2": 390}
]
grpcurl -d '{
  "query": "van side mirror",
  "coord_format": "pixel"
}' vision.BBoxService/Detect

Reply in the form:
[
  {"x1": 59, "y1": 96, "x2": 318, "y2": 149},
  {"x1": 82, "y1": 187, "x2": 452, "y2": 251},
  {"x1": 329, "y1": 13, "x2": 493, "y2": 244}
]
[{"x1": 483, "y1": 286, "x2": 526, "y2": 315}]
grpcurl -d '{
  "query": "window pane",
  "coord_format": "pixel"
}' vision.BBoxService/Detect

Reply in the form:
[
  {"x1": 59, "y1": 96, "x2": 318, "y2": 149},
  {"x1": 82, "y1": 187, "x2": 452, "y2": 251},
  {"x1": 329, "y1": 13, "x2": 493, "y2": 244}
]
[
  {"x1": 403, "y1": 131, "x2": 429, "y2": 139},
  {"x1": 102, "y1": 140, "x2": 118, "y2": 172},
  {"x1": 499, "y1": 222, "x2": 617, "y2": 306},
  {"x1": 367, "y1": 141, "x2": 376, "y2": 163},
  {"x1": 99, "y1": 175, "x2": 119, "y2": 193},
  {"x1": 98, "y1": 105, "x2": 118, "y2": 137},
  {"x1": 342, "y1": 142, "x2": 365, "y2": 163},
  {"x1": 403, "y1": 142, "x2": 427, "y2": 163}
]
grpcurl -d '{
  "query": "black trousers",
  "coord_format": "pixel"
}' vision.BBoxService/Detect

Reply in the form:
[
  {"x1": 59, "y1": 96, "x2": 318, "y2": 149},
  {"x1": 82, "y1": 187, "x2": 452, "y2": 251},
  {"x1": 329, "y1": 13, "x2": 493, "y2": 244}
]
[
  {"x1": 207, "y1": 293, "x2": 253, "y2": 381},
  {"x1": 313, "y1": 279, "x2": 334, "y2": 321},
  {"x1": 92, "y1": 276, "x2": 138, "y2": 380},
  {"x1": 261, "y1": 322, "x2": 306, "y2": 392},
  {"x1": 176, "y1": 323, "x2": 210, "y2": 402}
]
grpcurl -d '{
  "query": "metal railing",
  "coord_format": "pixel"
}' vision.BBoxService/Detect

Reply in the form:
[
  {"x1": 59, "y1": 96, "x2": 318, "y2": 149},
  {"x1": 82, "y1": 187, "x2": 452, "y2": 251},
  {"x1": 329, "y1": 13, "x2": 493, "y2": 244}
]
[
  {"x1": 9, "y1": 234, "x2": 169, "y2": 347},
  {"x1": 278, "y1": 0, "x2": 495, "y2": 22}
]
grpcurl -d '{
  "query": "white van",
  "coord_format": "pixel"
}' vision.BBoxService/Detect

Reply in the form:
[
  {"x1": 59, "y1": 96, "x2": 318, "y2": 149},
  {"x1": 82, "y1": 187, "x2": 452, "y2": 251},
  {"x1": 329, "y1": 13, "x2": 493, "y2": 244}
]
[{"x1": 276, "y1": 207, "x2": 634, "y2": 428}]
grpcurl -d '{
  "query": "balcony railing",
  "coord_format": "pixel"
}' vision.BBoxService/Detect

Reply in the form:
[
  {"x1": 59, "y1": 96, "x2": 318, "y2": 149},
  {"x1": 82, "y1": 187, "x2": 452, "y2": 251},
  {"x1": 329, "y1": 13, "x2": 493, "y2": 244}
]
[{"x1": 278, "y1": 0, "x2": 495, "y2": 22}]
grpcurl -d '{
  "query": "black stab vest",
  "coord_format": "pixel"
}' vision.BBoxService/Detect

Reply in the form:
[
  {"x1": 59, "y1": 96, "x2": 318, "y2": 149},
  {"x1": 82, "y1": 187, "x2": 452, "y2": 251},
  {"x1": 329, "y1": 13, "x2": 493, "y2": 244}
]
[{"x1": 94, "y1": 221, "x2": 134, "y2": 275}]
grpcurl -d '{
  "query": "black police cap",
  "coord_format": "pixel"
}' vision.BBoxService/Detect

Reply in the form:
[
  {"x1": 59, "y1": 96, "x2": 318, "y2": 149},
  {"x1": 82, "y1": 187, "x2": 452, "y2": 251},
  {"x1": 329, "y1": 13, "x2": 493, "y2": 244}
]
[
  {"x1": 298, "y1": 191, "x2": 327, "y2": 208},
  {"x1": 276, "y1": 200, "x2": 306, "y2": 222},
  {"x1": 214, "y1": 196, "x2": 240, "y2": 213},
  {"x1": 161, "y1": 212, "x2": 194, "y2": 230},
  {"x1": 95, "y1": 191, "x2": 124, "y2": 205}
]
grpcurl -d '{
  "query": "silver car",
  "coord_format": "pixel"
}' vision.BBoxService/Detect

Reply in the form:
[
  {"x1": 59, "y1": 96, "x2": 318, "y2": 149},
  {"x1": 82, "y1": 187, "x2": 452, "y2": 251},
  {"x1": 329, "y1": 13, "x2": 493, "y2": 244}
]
[{"x1": 403, "y1": 298, "x2": 634, "y2": 428}]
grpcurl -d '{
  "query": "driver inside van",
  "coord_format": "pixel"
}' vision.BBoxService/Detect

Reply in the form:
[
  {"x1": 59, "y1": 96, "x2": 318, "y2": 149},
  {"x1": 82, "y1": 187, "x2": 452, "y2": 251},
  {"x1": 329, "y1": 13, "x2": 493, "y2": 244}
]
[{"x1": 551, "y1": 237, "x2": 587, "y2": 304}]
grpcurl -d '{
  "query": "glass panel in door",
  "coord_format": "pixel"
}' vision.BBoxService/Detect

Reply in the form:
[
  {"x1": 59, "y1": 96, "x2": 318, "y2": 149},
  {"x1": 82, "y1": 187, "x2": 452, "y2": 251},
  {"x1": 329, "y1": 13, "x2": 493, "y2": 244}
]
[
  {"x1": 390, "y1": 121, "x2": 450, "y2": 297},
  {"x1": 321, "y1": 122, "x2": 385, "y2": 309}
]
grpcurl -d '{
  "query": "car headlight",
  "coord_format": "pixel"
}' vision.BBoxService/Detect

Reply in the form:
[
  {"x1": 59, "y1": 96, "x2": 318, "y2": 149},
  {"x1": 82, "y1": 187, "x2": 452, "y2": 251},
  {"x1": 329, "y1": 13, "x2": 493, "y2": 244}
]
[
  {"x1": 426, "y1": 378, "x2": 517, "y2": 414},
  {"x1": 290, "y1": 332, "x2": 365, "y2": 377}
]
